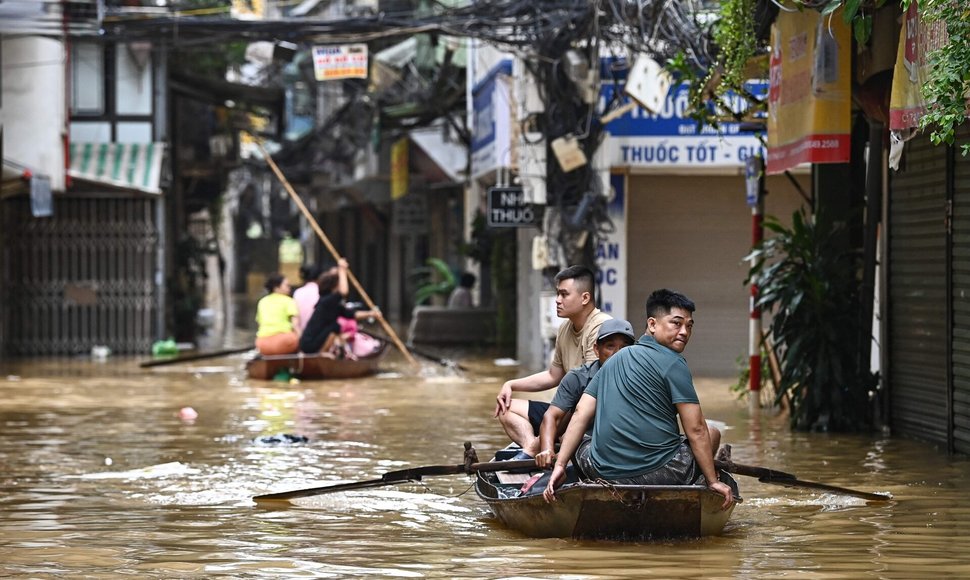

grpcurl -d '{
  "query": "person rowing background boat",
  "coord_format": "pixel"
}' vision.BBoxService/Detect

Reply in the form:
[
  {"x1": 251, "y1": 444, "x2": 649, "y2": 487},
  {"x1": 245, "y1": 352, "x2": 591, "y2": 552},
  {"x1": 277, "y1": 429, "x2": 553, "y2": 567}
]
[{"x1": 299, "y1": 258, "x2": 382, "y2": 358}]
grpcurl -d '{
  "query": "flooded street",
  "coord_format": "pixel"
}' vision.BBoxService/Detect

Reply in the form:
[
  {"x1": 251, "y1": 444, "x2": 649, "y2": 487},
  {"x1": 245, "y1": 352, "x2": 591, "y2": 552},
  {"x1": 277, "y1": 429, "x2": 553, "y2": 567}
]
[{"x1": 2, "y1": 350, "x2": 970, "y2": 579}]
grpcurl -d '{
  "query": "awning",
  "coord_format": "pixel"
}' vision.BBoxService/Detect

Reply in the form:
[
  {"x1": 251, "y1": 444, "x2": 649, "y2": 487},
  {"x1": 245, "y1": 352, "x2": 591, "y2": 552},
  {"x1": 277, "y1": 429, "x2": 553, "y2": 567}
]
[
  {"x1": 68, "y1": 142, "x2": 166, "y2": 194},
  {"x1": 410, "y1": 127, "x2": 467, "y2": 184}
]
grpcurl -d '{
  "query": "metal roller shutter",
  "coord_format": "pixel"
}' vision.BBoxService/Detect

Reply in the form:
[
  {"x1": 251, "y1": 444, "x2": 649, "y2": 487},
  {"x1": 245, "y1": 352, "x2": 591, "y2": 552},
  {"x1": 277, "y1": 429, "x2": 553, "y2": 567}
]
[
  {"x1": 0, "y1": 194, "x2": 161, "y2": 355},
  {"x1": 951, "y1": 127, "x2": 970, "y2": 453},
  {"x1": 888, "y1": 132, "x2": 948, "y2": 445},
  {"x1": 625, "y1": 173, "x2": 807, "y2": 376}
]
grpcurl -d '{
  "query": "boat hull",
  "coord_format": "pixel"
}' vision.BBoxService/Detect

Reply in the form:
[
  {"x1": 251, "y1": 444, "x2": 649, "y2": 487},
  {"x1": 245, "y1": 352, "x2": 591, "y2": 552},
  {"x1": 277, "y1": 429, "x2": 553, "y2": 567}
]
[
  {"x1": 476, "y1": 469, "x2": 740, "y2": 540},
  {"x1": 246, "y1": 334, "x2": 388, "y2": 380}
]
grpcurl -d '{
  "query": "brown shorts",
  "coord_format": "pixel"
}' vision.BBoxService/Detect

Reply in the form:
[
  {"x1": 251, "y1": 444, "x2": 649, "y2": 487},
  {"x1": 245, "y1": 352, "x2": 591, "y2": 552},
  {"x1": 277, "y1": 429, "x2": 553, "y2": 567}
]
[
  {"x1": 574, "y1": 435, "x2": 705, "y2": 485},
  {"x1": 255, "y1": 332, "x2": 299, "y2": 355}
]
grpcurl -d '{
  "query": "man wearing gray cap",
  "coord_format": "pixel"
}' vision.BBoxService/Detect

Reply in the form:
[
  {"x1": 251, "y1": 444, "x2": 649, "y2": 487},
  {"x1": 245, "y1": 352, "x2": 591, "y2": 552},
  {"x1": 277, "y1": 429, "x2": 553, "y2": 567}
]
[{"x1": 534, "y1": 318, "x2": 636, "y2": 469}]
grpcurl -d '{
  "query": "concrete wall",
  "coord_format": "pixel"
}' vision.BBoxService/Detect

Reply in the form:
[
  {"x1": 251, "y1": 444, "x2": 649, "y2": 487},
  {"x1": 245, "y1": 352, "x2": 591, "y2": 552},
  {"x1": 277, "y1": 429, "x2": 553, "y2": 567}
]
[
  {"x1": 516, "y1": 226, "x2": 547, "y2": 371},
  {"x1": 1, "y1": 36, "x2": 65, "y2": 191}
]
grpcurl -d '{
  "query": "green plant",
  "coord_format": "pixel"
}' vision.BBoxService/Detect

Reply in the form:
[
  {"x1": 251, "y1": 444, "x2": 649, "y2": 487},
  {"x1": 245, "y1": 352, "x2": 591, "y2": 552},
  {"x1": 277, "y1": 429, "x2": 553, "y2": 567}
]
[
  {"x1": 459, "y1": 210, "x2": 493, "y2": 265},
  {"x1": 730, "y1": 351, "x2": 772, "y2": 400},
  {"x1": 712, "y1": 0, "x2": 759, "y2": 94},
  {"x1": 490, "y1": 231, "x2": 517, "y2": 348},
  {"x1": 412, "y1": 258, "x2": 456, "y2": 305},
  {"x1": 902, "y1": 0, "x2": 970, "y2": 156},
  {"x1": 702, "y1": 0, "x2": 970, "y2": 156},
  {"x1": 745, "y1": 209, "x2": 878, "y2": 431},
  {"x1": 169, "y1": 233, "x2": 218, "y2": 342}
]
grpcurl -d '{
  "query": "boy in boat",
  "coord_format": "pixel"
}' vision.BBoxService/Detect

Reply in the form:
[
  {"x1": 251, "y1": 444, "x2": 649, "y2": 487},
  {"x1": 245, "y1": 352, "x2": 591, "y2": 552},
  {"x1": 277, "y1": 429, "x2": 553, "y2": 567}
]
[
  {"x1": 543, "y1": 289, "x2": 733, "y2": 510},
  {"x1": 493, "y1": 265, "x2": 612, "y2": 460},
  {"x1": 533, "y1": 318, "x2": 636, "y2": 469}
]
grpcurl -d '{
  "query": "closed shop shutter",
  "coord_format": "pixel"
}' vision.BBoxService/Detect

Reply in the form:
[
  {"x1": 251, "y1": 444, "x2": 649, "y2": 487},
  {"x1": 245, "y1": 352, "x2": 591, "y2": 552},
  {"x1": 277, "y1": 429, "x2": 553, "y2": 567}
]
[
  {"x1": 952, "y1": 127, "x2": 970, "y2": 453},
  {"x1": 0, "y1": 194, "x2": 161, "y2": 355},
  {"x1": 888, "y1": 132, "x2": 948, "y2": 445},
  {"x1": 625, "y1": 173, "x2": 807, "y2": 376}
]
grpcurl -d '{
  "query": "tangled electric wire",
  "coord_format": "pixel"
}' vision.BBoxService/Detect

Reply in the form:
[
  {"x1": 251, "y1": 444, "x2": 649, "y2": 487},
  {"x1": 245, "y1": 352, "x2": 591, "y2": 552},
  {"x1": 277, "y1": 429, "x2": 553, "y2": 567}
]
[{"x1": 98, "y1": 0, "x2": 720, "y2": 267}]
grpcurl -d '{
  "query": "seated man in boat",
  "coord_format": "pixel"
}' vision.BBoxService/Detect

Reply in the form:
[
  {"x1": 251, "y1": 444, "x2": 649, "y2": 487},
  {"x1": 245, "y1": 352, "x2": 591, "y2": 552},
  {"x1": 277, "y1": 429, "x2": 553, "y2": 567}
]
[
  {"x1": 534, "y1": 318, "x2": 636, "y2": 469},
  {"x1": 299, "y1": 258, "x2": 382, "y2": 357},
  {"x1": 543, "y1": 289, "x2": 733, "y2": 510},
  {"x1": 494, "y1": 265, "x2": 612, "y2": 461}
]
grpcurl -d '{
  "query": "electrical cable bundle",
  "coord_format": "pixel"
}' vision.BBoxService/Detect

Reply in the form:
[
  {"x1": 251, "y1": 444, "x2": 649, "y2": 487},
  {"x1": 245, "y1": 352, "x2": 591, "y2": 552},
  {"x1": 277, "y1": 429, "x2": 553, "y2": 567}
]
[{"x1": 95, "y1": 0, "x2": 721, "y2": 269}]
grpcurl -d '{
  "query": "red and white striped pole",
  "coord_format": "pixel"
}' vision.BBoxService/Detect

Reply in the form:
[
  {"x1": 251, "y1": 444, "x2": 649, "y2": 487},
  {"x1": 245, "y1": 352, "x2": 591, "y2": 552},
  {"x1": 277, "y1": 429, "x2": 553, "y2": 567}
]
[{"x1": 745, "y1": 154, "x2": 765, "y2": 397}]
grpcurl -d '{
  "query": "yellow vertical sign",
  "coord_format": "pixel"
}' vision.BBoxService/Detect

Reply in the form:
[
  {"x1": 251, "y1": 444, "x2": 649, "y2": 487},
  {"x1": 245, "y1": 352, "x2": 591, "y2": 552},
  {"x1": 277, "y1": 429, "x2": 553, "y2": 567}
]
[
  {"x1": 391, "y1": 138, "x2": 409, "y2": 200},
  {"x1": 766, "y1": 8, "x2": 851, "y2": 174},
  {"x1": 231, "y1": 0, "x2": 264, "y2": 19}
]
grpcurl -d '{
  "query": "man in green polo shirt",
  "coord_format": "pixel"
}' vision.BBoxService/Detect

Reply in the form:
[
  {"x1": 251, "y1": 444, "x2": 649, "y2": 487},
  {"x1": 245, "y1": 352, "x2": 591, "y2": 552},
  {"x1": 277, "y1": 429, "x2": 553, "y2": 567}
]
[{"x1": 542, "y1": 288, "x2": 733, "y2": 510}]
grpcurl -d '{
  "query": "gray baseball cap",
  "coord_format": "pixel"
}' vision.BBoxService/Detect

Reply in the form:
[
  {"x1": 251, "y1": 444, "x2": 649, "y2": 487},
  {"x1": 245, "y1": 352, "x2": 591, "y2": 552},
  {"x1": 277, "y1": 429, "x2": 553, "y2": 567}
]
[{"x1": 597, "y1": 318, "x2": 636, "y2": 342}]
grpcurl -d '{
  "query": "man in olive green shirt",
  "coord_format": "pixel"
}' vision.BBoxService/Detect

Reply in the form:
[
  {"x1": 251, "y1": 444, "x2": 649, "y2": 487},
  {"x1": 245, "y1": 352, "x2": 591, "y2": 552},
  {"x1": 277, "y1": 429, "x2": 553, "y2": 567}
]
[{"x1": 494, "y1": 265, "x2": 611, "y2": 460}]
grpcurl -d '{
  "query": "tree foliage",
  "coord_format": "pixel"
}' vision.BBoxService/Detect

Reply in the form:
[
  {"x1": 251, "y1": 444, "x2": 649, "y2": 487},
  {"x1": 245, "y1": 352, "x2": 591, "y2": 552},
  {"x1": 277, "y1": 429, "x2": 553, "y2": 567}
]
[
  {"x1": 703, "y1": 0, "x2": 969, "y2": 154},
  {"x1": 902, "y1": 0, "x2": 970, "y2": 155}
]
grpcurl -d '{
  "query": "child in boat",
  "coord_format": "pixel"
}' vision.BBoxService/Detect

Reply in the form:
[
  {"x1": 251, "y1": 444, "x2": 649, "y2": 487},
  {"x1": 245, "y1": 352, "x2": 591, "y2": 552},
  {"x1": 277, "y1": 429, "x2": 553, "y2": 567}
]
[{"x1": 254, "y1": 273, "x2": 299, "y2": 355}]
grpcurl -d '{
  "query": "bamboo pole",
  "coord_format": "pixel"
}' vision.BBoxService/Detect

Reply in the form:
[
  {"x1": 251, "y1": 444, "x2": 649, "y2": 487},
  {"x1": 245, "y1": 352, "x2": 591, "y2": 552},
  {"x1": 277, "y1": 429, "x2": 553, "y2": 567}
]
[{"x1": 256, "y1": 140, "x2": 419, "y2": 367}]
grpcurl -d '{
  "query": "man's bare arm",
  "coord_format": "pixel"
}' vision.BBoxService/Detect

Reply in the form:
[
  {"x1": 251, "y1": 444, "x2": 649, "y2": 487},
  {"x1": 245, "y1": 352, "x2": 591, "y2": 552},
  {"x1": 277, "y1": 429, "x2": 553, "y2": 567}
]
[
  {"x1": 677, "y1": 402, "x2": 733, "y2": 509},
  {"x1": 543, "y1": 394, "x2": 596, "y2": 502},
  {"x1": 494, "y1": 365, "x2": 566, "y2": 416},
  {"x1": 536, "y1": 405, "x2": 567, "y2": 468}
]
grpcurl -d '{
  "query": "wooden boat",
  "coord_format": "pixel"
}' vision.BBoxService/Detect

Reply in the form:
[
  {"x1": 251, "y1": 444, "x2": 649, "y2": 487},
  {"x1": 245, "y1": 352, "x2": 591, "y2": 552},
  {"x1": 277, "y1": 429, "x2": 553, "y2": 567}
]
[
  {"x1": 246, "y1": 333, "x2": 388, "y2": 380},
  {"x1": 475, "y1": 450, "x2": 741, "y2": 540}
]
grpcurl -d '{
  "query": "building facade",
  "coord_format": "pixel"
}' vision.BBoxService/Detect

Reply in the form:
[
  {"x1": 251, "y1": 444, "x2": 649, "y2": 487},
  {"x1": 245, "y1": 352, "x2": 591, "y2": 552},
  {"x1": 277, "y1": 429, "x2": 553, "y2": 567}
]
[{"x1": 1, "y1": 9, "x2": 167, "y2": 356}]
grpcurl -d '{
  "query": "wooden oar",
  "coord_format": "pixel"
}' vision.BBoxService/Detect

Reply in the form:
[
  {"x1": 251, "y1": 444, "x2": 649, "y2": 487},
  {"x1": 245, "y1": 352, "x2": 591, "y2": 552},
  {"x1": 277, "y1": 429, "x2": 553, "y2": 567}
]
[
  {"x1": 715, "y1": 460, "x2": 892, "y2": 502},
  {"x1": 139, "y1": 346, "x2": 253, "y2": 368},
  {"x1": 255, "y1": 140, "x2": 419, "y2": 368},
  {"x1": 366, "y1": 330, "x2": 468, "y2": 371},
  {"x1": 253, "y1": 459, "x2": 536, "y2": 503}
]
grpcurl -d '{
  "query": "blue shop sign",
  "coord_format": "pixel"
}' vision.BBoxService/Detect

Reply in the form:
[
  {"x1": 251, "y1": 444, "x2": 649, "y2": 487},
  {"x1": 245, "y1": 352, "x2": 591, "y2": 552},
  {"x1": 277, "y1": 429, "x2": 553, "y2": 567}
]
[{"x1": 600, "y1": 79, "x2": 768, "y2": 170}]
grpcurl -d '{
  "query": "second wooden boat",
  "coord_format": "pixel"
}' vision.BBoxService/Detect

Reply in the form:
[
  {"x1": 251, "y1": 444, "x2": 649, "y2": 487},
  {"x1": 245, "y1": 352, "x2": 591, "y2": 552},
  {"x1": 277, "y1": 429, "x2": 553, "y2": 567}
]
[{"x1": 246, "y1": 333, "x2": 388, "y2": 380}]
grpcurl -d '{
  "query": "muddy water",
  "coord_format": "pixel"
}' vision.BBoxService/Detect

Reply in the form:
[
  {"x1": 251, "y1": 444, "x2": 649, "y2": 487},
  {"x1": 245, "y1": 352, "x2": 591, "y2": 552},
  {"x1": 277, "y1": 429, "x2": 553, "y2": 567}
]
[{"x1": 1, "y1": 351, "x2": 970, "y2": 579}]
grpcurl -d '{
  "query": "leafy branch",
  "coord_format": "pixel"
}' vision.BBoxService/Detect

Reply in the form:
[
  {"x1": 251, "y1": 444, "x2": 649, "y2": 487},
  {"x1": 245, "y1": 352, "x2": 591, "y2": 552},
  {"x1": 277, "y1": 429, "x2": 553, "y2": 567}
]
[
  {"x1": 901, "y1": 0, "x2": 970, "y2": 155},
  {"x1": 694, "y1": 0, "x2": 967, "y2": 155}
]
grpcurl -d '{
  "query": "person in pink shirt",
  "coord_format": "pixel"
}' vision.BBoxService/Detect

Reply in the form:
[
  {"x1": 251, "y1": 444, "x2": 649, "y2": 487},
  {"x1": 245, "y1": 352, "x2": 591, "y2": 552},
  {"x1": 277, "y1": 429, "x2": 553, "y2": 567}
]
[{"x1": 293, "y1": 264, "x2": 322, "y2": 336}]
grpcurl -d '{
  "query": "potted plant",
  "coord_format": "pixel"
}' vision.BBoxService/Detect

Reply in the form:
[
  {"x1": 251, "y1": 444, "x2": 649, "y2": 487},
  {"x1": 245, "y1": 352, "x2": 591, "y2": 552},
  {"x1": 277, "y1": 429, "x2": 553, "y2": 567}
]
[{"x1": 745, "y1": 208, "x2": 878, "y2": 431}]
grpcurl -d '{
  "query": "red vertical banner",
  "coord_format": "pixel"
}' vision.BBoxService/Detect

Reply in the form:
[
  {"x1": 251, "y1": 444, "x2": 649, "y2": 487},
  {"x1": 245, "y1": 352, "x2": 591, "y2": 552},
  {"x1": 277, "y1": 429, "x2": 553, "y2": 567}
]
[{"x1": 889, "y1": 1, "x2": 949, "y2": 131}]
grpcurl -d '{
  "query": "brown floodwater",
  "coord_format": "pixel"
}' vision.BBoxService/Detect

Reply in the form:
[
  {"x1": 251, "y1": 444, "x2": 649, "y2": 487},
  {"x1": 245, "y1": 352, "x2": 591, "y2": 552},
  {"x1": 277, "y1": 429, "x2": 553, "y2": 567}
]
[{"x1": 1, "y1": 349, "x2": 969, "y2": 579}]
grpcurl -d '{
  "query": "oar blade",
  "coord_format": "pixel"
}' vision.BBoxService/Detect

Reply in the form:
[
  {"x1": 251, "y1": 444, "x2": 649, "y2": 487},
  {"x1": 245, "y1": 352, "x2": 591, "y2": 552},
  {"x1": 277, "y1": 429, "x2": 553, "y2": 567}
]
[
  {"x1": 759, "y1": 476, "x2": 893, "y2": 502},
  {"x1": 140, "y1": 346, "x2": 253, "y2": 368},
  {"x1": 253, "y1": 478, "x2": 393, "y2": 503},
  {"x1": 251, "y1": 459, "x2": 539, "y2": 504},
  {"x1": 715, "y1": 459, "x2": 891, "y2": 502}
]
